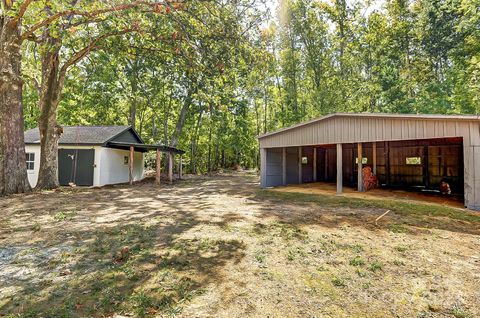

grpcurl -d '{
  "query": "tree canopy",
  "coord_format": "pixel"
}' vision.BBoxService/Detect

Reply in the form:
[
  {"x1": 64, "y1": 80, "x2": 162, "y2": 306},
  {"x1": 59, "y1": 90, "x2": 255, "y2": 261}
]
[{"x1": 3, "y1": 0, "x2": 480, "y2": 186}]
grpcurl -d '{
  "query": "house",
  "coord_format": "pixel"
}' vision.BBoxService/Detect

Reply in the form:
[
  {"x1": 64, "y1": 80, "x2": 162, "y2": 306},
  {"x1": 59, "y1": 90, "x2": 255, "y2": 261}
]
[
  {"x1": 24, "y1": 126, "x2": 184, "y2": 187},
  {"x1": 257, "y1": 113, "x2": 480, "y2": 210}
]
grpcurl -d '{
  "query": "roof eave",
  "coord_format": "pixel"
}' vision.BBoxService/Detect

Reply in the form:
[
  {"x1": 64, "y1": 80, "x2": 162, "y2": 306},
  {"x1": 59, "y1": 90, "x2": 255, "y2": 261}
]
[{"x1": 257, "y1": 113, "x2": 480, "y2": 140}]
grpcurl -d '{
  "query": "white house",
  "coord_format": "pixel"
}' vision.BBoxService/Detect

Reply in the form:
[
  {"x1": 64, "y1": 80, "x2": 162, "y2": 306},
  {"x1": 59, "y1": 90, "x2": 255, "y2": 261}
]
[{"x1": 24, "y1": 126, "x2": 146, "y2": 187}]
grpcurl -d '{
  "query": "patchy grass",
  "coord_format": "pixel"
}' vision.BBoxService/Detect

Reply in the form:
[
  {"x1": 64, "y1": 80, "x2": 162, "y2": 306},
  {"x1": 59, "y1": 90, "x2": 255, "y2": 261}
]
[
  {"x1": 368, "y1": 261, "x2": 384, "y2": 272},
  {"x1": 257, "y1": 190, "x2": 480, "y2": 224},
  {"x1": 1, "y1": 173, "x2": 479, "y2": 317},
  {"x1": 349, "y1": 256, "x2": 366, "y2": 267}
]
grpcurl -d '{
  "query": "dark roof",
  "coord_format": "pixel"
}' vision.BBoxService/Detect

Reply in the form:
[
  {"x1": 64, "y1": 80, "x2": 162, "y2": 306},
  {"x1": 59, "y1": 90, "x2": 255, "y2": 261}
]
[
  {"x1": 107, "y1": 141, "x2": 185, "y2": 155},
  {"x1": 24, "y1": 126, "x2": 133, "y2": 145},
  {"x1": 24, "y1": 126, "x2": 185, "y2": 154}
]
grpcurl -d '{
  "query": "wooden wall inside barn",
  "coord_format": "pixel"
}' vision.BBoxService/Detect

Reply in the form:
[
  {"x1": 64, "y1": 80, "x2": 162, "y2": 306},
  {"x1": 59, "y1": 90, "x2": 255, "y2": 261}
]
[{"x1": 335, "y1": 139, "x2": 464, "y2": 194}]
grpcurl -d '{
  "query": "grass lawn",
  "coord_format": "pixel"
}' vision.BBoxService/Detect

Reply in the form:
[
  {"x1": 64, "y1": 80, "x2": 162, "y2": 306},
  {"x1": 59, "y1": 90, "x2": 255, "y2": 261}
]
[{"x1": 1, "y1": 172, "x2": 479, "y2": 317}]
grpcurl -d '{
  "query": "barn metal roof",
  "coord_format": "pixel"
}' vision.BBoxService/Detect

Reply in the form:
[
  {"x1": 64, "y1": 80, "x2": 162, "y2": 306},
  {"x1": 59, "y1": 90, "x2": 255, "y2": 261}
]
[
  {"x1": 258, "y1": 113, "x2": 480, "y2": 139},
  {"x1": 24, "y1": 126, "x2": 135, "y2": 145}
]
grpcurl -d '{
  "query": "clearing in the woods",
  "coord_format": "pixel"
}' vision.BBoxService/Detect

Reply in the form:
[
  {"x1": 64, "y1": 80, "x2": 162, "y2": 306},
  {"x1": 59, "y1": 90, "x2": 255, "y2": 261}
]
[{"x1": 1, "y1": 172, "x2": 479, "y2": 318}]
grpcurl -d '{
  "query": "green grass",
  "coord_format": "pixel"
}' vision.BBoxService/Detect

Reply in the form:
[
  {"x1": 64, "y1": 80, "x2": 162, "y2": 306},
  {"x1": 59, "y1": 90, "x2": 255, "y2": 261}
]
[
  {"x1": 52, "y1": 210, "x2": 77, "y2": 222},
  {"x1": 450, "y1": 304, "x2": 474, "y2": 318},
  {"x1": 368, "y1": 261, "x2": 384, "y2": 272},
  {"x1": 331, "y1": 276, "x2": 347, "y2": 287},
  {"x1": 257, "y1": 190, "x2": 480, "y2": 224},
  {"x1": 389, "y1": 223, "x2": 409, "y2": 233},
  {"x1": 349, "y1": 256, "x2": 365, "y2": 267}
]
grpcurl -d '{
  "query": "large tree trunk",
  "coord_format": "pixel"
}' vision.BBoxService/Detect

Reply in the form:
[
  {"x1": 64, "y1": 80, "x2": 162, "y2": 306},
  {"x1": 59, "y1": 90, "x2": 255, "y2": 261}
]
[
  {"x1": 35, "y1": 38, "x2": 64, "y2": 190},
  {"x1": 0, "y1": 16, "x2": 31, "y2": 196}
]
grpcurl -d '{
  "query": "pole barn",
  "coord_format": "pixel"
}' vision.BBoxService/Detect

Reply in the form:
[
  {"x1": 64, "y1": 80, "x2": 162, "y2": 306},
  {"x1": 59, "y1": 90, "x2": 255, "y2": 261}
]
[{"x1": 257, "y1": 113, "x2": 480, "y2": 210}]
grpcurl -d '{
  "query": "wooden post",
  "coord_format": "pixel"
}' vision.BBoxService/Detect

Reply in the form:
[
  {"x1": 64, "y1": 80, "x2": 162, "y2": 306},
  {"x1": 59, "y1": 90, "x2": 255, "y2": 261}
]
[
  {"x1": 337, "y1": 143, "x2": 343, "y2": 195},
  {"x1": 298, "y1": 146, "x2": 302, "y2": 184},
  {"x1": 155, "y1": 149, "x2": 161, "y2": 185},
  {"x1": 129, "y1": 145, "x2": 134, "y2": 185},
  {"x1": 372, "y1": 142, "x2": 377, "y2": 175},
  {"x1": 385, "y1": 141, "x2": 390, "y2": 186},
  {"x1": 282, "y1": 147, "x2": 287, "y2": 186},
  {"x1": 324, "y1": 149, "x2": 328, "y2": 180},
  {"x1": 313, "y1": 147, "x2": 317, "y2": 182},
  {"x1": 357, "y1": 143, "x2": 363, "y2": 192},
  {"x1": 168, "y1": 152, "x2": 173, "y2": 184},
  {"x1": 179, "y1": 155, "x2": 183, "y2": 180},
  {"x1": 260, "y1": 148, "x2": 267, "y2": 188}
]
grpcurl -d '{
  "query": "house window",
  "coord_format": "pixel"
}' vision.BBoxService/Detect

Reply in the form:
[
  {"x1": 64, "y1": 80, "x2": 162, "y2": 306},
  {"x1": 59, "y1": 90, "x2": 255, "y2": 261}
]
[
  {"x1": 406, "y1": 157, "x2": 421, "y2": 165},
  {"x1": 355, "y1": 157, "x2": 368, "y2": 164},
  {"x1": 26, "y1": 153, "x2": 35, "y2": 170},
  {"x1": 301, "y1": 156, "x2": 308, "y2": 164},
  {"x1": 124, "y1": 156, "x2": 129, "y2": 165}
]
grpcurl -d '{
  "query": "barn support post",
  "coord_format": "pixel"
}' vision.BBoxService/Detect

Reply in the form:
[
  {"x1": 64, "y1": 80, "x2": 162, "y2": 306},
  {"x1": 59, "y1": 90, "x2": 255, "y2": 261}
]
[
  {"x1": 385, "y1": 141, "x2": 391, "y2": 186},
  {"x1": 324, "y1": 149, "x2": 328, "y2": 180},
  {"x1": 336, "y1": 143, "x2": 343, "y2": 195},
  {"x1": 129, "y1": 145, "x2": 134, "y2": 185},
  {"x1": 155, "y1": 149, "x2": 161, "y2": 185},
  {"x1": 282, "y1": 147, "x2": 287, "y2": 186},
  {"x1": 357, "y1": 143, "x2": 364, "y2": 192},
  {"x1": 168, "y1": 152, "x2": 173, "y2": 184},
  {"x1": 298, "y1": 146, "x2": 302, "y2": 184},
  {"x1": 372, "y1": 142, "x2": 377, "y2": 175},
  {"x1": 313, "y1": 147, "x2": 317, "y2": 182},
  {"x1": 260, "y1": 148, "x2": 267, "y2": 188}
]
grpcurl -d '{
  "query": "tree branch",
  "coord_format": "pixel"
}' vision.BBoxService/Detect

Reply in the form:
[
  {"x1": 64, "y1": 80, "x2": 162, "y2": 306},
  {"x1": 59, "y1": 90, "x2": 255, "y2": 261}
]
[
  {"x1": 9, "y1": 0, "x2": 34, "y2": 27},
  {"x1": 58, "y1": 28, "x2": 137, "y2": 82},
  {"x1": 21, "y1": 0, "x2": 166, "y2": 42}
]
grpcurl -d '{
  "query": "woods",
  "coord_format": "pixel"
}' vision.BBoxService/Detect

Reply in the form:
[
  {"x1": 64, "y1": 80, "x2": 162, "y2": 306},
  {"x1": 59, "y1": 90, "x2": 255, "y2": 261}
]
[{"x1": 1, "y1": 0, "x2": 480, "y2": 194}]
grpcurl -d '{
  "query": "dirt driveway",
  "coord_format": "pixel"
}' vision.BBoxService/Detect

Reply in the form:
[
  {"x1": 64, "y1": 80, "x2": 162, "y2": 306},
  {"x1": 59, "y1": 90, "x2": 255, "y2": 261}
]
[{"x1": 1, "y1": 172, "x2": 479, "y2": 317}]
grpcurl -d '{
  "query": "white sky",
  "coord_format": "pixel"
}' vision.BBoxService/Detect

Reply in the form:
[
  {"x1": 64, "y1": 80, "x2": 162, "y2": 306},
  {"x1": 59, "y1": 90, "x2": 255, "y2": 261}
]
[{"x1": 263, "y1": 0, "x2": 385, "y2": 24}]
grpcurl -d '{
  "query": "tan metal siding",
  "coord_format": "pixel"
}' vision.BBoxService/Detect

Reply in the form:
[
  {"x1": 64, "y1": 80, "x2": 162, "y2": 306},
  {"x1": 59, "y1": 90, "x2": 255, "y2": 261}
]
[{"x1": 259, "y1": 117, "x2": 479, "y2": 149}]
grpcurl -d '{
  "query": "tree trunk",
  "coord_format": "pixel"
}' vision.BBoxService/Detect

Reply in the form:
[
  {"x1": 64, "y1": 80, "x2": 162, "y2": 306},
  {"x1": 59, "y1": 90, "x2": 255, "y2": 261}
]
[
  {"x1": 170, "y1": 85, "x2": 195, "y2": 148},
  {"x1": 35, "y1": 37, "x2": 64, "y2": 190},
  {"x1": 0, "y1": 16, "x2": 31, "y2": 196}
]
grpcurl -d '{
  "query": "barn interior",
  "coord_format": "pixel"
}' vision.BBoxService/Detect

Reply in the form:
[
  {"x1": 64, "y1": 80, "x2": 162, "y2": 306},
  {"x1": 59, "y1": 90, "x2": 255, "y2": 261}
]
[{"x1": 268, "y1": 137, "x2": 464, "y2": 203}]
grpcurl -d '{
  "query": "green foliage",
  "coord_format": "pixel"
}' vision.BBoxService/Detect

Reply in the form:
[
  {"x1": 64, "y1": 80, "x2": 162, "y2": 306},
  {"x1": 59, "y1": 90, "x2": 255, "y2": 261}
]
[{"x1": 19, "y1": 0, "x2": 480, "y2": 173}]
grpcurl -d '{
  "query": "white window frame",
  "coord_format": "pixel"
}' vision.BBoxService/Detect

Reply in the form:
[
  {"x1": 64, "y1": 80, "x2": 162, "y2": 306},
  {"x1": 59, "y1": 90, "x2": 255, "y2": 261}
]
[{"x1": 26, "y1": 152, "x2": 35, "y2": 171}]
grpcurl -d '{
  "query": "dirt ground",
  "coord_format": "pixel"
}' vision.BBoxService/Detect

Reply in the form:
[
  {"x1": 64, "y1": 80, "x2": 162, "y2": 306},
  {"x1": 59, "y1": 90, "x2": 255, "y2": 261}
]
[{"x1": 1, "y1": 172, "x2": 479, "y2": 318}]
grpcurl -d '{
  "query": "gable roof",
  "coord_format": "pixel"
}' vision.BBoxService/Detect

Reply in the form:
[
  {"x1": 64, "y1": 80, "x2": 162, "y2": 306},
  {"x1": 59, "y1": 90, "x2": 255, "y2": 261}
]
[
  {"x1": 24, "y1": 126, "x2": 143, "y2": 145},
  {"x1": 257, "y1": 112, "x2": 480, "y2": 139}
]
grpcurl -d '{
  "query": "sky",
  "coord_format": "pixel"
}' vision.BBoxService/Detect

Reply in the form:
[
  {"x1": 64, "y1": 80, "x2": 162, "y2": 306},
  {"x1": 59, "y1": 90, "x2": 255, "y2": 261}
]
[{"x1": 263, "y1": 0, "x2": 386, "y2": 23}]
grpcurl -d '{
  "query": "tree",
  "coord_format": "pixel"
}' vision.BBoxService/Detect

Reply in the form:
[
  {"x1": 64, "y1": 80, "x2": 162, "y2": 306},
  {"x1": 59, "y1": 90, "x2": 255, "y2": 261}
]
[{"x1": 1, "y1": 0, "x2": 33, "y2": 196}]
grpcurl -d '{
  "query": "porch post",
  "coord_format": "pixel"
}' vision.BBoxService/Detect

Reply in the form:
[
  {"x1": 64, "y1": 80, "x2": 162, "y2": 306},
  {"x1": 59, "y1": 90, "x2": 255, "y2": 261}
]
[
  {"x1": 168, "y1": 152, "x2": 173, "y2": 184},
  {"x1": 357, "y1": 143, "x2": 363, "y2": 192},
  {"x1": 282, "y1": 147, "x2": 287, "y2": 186},
  {"x1": 129, "y1": 145, "x2": 134, "y2": 185},
  {"x1": 337, "y1": 143, "x2": 343, "y2": 195},
  {"x1": 298, "y1": 146, "x2": 302, "y2": 184},
  {"x1": 155, "y1": 149, "x2": 161, "y2": 185},
  {"x1": 179, "y1": 155, "x2": 183, "y2": 180},
  {"x1": 372, "y1": 142, "x2": 377, "y2": 175},
  {"x1": 313, "y1": 147, "x2": 317, "y2": 182}
]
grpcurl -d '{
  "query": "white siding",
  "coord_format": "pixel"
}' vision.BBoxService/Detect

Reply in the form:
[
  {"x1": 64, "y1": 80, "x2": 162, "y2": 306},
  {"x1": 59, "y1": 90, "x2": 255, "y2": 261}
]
[
  {"x1": 98, "y1": 147, "x2": 144, "y2": 186},
  {"x1": 24, "y1": 145, "x2": 144, "y2": 187},
  {"x1": 25, "y1": 145, "x2": 41, "y2": 188}
]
